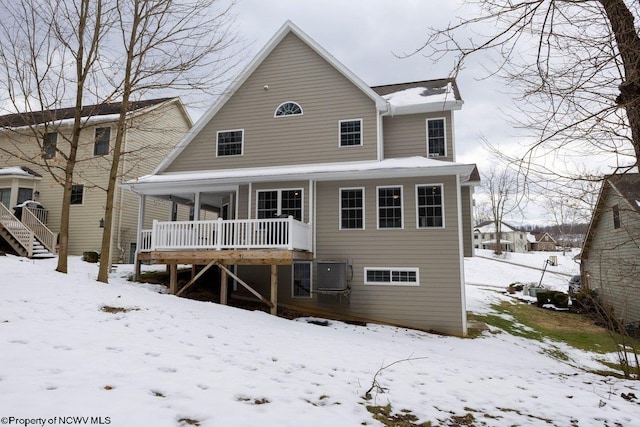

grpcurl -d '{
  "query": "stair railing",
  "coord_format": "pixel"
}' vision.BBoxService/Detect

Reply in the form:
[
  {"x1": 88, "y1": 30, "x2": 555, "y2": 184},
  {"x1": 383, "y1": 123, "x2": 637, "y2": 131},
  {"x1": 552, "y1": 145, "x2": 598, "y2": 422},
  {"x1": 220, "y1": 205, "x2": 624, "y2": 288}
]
[
  {"x1": 22, "y1": 207, "x2": 57, "y2": 253},
  {"x1": 0, "y1": 203, "x2": 34, "y2": 257}
]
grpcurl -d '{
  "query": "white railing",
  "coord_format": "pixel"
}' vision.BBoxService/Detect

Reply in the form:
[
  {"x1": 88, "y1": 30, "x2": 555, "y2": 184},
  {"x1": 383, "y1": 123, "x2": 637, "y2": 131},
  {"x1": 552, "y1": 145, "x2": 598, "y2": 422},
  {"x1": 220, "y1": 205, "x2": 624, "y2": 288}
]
[
  {"x1": 0, "y1": 203, "x2": 34, "y2": 257},
  {"x1": 140, "y1": 216, "x2": 312, "y2": 252},
  {"x1": 22, "y1": 207, "x2": 57, "y2": 253}
]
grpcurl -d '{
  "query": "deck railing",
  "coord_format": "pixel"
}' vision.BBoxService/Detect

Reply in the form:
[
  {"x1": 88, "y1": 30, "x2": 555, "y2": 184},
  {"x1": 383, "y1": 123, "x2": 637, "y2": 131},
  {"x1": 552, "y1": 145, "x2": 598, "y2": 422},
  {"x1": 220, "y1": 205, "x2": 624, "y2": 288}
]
[
  {"x1": 140, "y1": 217, "x2": 311, "y2": 252},
  {"x1": 0, "y1": 203, "x2": 34, "y2": 257}
]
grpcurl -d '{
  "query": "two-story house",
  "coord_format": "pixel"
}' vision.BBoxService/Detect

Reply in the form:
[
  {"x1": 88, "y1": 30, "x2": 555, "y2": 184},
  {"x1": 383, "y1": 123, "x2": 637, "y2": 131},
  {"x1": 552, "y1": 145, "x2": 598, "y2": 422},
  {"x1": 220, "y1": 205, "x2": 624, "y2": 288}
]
[
  {"x1": 125, "y1": 22, "x2": 479, "y2": 336},
  {"x1": 581, "y1": 173, "x2": 640, "y2": 326},
  {"x1": 0, "y1": 98, "x2": 192, "y2": 263},
  {"x1": 473, "y1": 221, "x2": 531, "y2": 253}
]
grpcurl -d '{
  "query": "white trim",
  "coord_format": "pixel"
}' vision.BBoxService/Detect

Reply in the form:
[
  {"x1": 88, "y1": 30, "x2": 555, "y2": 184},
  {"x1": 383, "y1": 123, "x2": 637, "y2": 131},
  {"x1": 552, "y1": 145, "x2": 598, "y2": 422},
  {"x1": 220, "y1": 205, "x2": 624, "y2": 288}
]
[
  {"x1": 377, "y1": 111, "x2": 384, "y2": 161},
  {"x1": 153, "y1": 21, "x2": 388, "y2": 174},
  {"x1": 426, "y1": 117, "x2": 447, "y2": 158},
  {"x1": 450, "y1": 111, "x2": 456, "y2": 162},
  {"x1": 221, "y1": 202, "x2": 230, "y2": 220},
  {"x1": 364, "y1": 267, "x2": 420, "y2": 286},
  {"x1": 339, "y1": 187, "x2": 365, "y2": 230},
  {"x1": 215, "y1": 129, "x2": 244, "y2": 157},
  {"x1": 247, "y1": 182, "x2": 252, "y2": 219},
  {"x1": 338, "y1": 118, "x2": 363, "y2": 148},
  {"x1": 415, "y1": 183, "x2": 445, "y2": 229},
  {"x1": 292, "y1": 261, "x2": 313, "y2": 298},
  {"x1": 274, "y1": 101, "x2": 303, "y2": 117},
  {"x1": 255, "y1": 187, "x2": 305, "y2": 222},
  {"x1": 376, "y1": 185, "x2": 403, "y2": 230},
  {"x1": 456, "y1": 174, "x2": 468, "y2": 336}
]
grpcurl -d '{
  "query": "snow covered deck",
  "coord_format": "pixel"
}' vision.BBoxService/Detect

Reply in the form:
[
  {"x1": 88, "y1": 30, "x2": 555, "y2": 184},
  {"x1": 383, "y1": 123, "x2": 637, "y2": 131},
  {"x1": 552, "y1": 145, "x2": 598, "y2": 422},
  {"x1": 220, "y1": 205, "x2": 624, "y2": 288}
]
[{"x1": 139, "y1": 217, "x2": 312, "y2": 252}]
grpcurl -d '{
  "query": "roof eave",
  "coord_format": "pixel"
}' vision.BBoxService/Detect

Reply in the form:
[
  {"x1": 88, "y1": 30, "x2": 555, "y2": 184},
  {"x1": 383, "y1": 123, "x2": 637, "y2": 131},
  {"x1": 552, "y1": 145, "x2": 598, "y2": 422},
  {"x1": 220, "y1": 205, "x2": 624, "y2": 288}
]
[{"x1": 388, "y1": 100, "x2": 464, "y2": 116}]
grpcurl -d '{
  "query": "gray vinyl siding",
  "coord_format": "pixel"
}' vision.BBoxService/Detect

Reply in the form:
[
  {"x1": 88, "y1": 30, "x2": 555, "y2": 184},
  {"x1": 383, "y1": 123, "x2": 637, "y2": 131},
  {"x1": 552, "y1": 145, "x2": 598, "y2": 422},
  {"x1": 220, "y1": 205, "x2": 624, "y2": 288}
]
[
  {"x1": 294, "y1": 176, "x2": 463, "y2": 334},
  {"x1": 166, "y1": 32, "x2": 379, "y2": 173},
  {"x1": 583, "y1": 190, "x2": 640, "y2": 324},
  {"x1": 382, "y1": 111, "x2": 454, "y2": 161}
]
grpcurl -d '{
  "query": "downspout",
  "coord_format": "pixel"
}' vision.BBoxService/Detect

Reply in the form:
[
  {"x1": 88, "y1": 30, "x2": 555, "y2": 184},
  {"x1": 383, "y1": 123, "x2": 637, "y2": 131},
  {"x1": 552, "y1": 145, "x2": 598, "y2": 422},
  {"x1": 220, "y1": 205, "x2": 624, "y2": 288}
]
[
  {"x1": 377, "y1": 102, "x2": 391, "y2": 161},
  {"x1": 248, "y1": 182, "x2": 252, "y2": 219}
]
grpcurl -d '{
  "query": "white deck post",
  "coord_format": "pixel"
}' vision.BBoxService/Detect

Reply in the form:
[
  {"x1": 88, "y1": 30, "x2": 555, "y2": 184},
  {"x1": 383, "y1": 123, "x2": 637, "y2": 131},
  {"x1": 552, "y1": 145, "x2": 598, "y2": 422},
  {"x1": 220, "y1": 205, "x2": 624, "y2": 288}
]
[
  {"x1": 151, "y1": 219, "x2": 158, "y2": 250},
  {"x1": 287, "y1": 215, "x2": 293, "y2": 250},
  {"x1": 215, "y1": 217, "x2": 223, "y2": 249}
]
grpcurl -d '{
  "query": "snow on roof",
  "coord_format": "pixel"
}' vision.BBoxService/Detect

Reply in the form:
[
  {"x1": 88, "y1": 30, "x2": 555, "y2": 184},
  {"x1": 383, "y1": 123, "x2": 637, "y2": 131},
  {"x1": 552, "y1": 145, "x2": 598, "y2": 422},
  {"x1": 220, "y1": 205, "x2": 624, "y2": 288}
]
[
  {"x1": 527, "y1": 233, "x2": 537, "y2": 243},
  {"x1": 475, "y1": 223, "x2": 519, "y2": 233},
  {"x1": 127, "y1": 156, "x2": 476, "y2": 193},
  {"x1": 383, "y1": 83, "x2": 454, "y2": 107},
  {"x1": 0, "y1": 166, "x2": 31, "y2": 176}
]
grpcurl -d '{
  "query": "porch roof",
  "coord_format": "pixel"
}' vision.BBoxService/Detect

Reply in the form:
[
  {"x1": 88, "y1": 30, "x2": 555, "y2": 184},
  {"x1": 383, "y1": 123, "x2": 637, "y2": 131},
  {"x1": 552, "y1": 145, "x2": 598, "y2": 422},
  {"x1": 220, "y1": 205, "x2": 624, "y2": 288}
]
[{"x1": 124, "y1": 156, "x2": 477, "y2": 195}]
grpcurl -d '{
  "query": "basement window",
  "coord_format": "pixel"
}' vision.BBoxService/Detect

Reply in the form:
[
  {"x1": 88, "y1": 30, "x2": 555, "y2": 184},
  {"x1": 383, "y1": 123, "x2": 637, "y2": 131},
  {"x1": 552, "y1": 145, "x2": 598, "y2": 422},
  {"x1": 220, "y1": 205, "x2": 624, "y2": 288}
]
[{"x1": 364, "y1": 267, "x2": 419, "y2": 286}]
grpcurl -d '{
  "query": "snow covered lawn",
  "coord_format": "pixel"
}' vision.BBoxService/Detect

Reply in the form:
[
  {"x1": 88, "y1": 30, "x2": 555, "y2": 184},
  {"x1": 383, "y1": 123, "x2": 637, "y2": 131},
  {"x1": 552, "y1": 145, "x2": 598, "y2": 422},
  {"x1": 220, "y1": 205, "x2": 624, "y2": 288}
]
[{"x1": 1, "y1": 252, "x2": 638, "y2": 426}]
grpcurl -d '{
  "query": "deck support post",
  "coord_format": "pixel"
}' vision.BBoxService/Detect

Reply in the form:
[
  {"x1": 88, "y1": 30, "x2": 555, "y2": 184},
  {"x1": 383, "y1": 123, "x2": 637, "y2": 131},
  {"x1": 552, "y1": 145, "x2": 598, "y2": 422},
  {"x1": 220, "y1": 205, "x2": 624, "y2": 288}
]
[
  {"x1": 220, "y1": 263, "x2": 228, "y2": 305},
  {"x1": 270, "y1": 264, "x2": 278, "y2": 315},
  {"x1": 169, "y1": 264, "x2": 178, "y2": 295}
]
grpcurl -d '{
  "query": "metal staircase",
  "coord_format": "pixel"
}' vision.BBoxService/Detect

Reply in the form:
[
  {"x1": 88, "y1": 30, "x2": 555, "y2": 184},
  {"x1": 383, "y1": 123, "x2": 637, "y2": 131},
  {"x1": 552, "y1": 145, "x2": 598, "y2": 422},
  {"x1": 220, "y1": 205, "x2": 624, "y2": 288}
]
[{"x1": 0, "y1": 203, "x2": 56, "y2": 259}]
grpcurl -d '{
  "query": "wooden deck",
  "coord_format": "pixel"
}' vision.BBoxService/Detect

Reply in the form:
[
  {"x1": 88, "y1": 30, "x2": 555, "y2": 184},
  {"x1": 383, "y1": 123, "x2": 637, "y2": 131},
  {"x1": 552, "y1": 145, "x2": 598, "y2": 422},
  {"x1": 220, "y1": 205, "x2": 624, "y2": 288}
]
[{"x1": 134, "y1": 217, "x2": 314, "y2": 316}]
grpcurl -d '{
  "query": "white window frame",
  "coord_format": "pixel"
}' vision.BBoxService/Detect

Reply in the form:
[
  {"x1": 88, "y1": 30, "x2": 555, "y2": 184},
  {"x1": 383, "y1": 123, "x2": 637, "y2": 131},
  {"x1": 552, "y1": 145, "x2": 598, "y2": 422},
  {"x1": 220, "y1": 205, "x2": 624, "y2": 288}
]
[
  {"x1": 426, "y1": 117, "x2": 447, "y2": 158},
  {"x1": 255, "y1": 188, "x2": 304, "y2": 222},
  {"x1": 415, "y1": 184, "x2": 445, "y2": 229},
  {"x1": 376, "y1": 185, "x2": 403, "y2": 230},
  {"x1": 292, "y1": 261, "x2": 313, "y2": 298},
  {"x1": 338, "y1": 118, "x2": 363, "y2": 147},
  {"x1": 364, "y1": 267, "x2": 420, "y2": 286},
  {"x1": 339, "y1": 187, "x2": 365, "y2": 230},
  {"x1": 274, "y1": 101, "x2": 303, "y2": 117},
  {"x1": 93, "y1": 126, "x2": 111, "y2": 156},
  {"x1": 216, "y1": 129, "x2": 244, "y2": 157}
]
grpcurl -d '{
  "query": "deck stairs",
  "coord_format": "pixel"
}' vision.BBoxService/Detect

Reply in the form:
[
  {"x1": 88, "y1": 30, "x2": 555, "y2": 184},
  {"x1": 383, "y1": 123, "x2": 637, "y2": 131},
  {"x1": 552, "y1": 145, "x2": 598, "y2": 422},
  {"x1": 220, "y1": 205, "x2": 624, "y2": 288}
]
[{"x1": 0, "y1": 203, "x2": 56, "y2": 259}]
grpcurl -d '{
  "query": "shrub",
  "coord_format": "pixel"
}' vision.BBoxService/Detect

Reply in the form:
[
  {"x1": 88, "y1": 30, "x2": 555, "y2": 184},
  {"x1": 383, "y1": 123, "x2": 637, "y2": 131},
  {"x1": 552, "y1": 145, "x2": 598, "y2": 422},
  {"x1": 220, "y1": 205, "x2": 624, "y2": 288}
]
[{"x1": 536, "y1": 291, "x2": 569, "y2": 308}]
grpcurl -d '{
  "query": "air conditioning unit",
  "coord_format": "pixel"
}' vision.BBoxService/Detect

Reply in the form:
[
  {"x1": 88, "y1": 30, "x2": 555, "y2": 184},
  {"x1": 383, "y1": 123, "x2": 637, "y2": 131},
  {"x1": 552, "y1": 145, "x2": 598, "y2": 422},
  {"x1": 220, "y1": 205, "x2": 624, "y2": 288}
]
[{"x1": 316, "y1": 260, "x2": 348, "y2": 291}]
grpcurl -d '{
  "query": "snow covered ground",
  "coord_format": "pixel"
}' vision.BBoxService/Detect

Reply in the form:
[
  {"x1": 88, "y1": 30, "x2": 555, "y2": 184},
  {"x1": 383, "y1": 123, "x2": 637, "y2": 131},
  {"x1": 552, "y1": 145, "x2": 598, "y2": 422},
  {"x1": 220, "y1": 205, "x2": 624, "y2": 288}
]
[{"x1": 1, "y1": 250, "x2": 638, "y2": 426}]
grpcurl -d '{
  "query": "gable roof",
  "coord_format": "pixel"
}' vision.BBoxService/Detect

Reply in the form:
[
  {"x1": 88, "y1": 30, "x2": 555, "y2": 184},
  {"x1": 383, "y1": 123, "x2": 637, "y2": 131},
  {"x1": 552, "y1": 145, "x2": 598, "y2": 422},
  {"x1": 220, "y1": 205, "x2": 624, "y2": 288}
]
[
  {"x1": 0, "y1": 98, "x2": 177, "y2": 129},
  {"x1": 372, "y1": 79, "x2": 463, "y2": 115},
  {"x1": 473, "y1": 220, "x2": 523, "y2": 233},
  {"x1": 581, "y1": 172, "x2": 640, "y2": 260},
  {"x1": 153, "y1": 21, "x2": 390, "y2": 175},
  {"x1": 0, "y1": 166, "x2": 42, "y2": 178}
]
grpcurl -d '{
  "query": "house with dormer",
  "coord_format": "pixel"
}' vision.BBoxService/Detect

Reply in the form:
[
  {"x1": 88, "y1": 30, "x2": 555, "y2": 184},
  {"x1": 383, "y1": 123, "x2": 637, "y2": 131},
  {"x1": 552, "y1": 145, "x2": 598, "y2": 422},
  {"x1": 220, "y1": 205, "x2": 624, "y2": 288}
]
[
  {"x1": 125, "y1": 22, "x2": 479, "y2": 336},
  {"x1": 0, "y1": 98, "x2": 192, "y2": 262}
]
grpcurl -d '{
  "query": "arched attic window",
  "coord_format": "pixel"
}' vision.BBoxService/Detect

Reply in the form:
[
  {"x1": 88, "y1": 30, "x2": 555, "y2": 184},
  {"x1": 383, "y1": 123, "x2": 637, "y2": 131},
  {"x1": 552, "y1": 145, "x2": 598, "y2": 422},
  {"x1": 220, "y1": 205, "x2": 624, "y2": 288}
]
[{"x1": 274, "y1": 101, "x2": 303, "y2": 117}]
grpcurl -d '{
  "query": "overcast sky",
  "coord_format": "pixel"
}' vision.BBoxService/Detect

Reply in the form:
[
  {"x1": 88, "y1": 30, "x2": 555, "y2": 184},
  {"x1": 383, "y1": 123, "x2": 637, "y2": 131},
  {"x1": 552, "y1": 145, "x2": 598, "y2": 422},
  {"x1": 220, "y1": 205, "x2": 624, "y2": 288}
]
[{"x1": 229, "y1": 0, "x2": 519, "y2": 170}]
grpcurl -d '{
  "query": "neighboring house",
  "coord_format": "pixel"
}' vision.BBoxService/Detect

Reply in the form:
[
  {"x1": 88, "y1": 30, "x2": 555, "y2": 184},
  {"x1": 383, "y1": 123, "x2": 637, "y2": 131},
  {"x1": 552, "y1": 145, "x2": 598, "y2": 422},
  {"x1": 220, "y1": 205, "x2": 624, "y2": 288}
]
[
  {"x1": 580, "y1": 173, "x2": 640, "y2": 326},
  {"x1": 530, "y1": 232, "x2": 557, "y2": 251},
  {"x1": 0, "y1": 98, "x2": 192, "y2": 262},
  {"x1": 473, "y1": 221, "x2": 531, "y2": 253},
  {"x1": 124, "y1": 21, "x2": 479, "y2": 336}
]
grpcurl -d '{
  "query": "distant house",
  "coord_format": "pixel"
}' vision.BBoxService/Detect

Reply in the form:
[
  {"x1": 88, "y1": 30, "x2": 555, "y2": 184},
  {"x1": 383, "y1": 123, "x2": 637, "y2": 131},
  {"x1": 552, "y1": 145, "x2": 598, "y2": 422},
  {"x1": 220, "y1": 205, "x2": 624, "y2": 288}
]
[
  {"x1": 124, "y1": 21, "x2": 479, "y2": 336},
  {"x1": 580, "y1": 173, "x2": 640, "y2": 326},
  {"x1": 530, "y1": 232, "x2": 557, "y2": 251},
  {"x1": 473, "y1": 221, "x2": 530, "y2": 253},
  {"x1": 0, "y1": 98, "x2": 192, "y2": 262}
]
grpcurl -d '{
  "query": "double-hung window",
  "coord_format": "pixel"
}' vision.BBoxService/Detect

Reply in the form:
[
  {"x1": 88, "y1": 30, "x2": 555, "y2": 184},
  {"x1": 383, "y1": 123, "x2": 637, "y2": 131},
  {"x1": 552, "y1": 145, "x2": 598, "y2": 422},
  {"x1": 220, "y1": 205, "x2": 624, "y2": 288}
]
[
  {"x1": 257, "y1": 189, "x2": 303, "y2": 221},
  {"x1": 43, "y1": 132, "x2": 57, "y2": 159},
  {"x1": 416, "y1": 184, "x2": 444, "y2": 228},
  {"x1": 70, "y1": 184, "x2": 84, "y2": 205},
  {"x1": 339, "y1": 119, "x2": 362, "y2": 147},
  {"x1": 427, "y1": 118, "x2": 446, "y2": 157},
  {"x1": 377, "y1": 186, "x2": 403, "y2": 229},
  {"x1": 340, "y1": 188, "x2": 364, "y2": 229},
  {"x1": 217, "y1": 129, "x2": 243, "y2": 157},
  {"x1": 94, "y1": 127, "x2": 110, "y2": 156}
]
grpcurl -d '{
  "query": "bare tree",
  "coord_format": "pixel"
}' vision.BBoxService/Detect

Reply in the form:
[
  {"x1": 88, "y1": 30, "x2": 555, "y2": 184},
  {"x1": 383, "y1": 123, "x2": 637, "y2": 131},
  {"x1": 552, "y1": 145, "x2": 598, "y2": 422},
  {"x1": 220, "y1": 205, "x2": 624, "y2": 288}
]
[
  {"x1": 414, "y1": 0, "x2": 640, "y2": 175},
  {"x1": 96, "y1": 0, "x2": 239, "y2": 283},
  {"x1": 482, "y1": 166, "x2": 526, "y2": 255},
  {"x1": 0, "y1": 0, "x2": 108, "y2": 273}
]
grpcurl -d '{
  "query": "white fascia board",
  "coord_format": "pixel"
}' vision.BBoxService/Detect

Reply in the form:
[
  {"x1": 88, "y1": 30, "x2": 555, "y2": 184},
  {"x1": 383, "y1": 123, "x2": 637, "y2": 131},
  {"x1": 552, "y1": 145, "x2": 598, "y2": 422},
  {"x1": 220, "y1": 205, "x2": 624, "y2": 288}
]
[
  {"x1": 124, "y1": 161, "x2": 476, "y2": 196},
  {"x1": 389, "y1": 100, "x2": 464, "y2": 116}
]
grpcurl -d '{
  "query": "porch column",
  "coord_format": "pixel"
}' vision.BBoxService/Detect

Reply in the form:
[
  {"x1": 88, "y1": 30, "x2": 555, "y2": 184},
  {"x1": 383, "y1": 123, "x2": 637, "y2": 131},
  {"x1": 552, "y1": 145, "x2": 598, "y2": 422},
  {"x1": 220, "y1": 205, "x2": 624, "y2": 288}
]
[
  {"x1": 134, "y1": 194, "x2": 146, "y2": 280},
  {"x1": 220, "y1": 263, "x2": 228, "y2": 305},
  {"x1": 270, "y1": 264, "x2": 278, "y2": 315},
  {"x1": 194, "y1": 192, "x2": 201, "y2": 220}
]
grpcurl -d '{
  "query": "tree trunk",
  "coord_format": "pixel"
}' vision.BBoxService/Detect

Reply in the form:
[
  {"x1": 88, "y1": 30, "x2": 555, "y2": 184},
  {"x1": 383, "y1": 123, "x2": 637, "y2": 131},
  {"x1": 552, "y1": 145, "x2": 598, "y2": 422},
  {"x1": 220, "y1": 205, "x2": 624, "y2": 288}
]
[{"x1": 600, "y1": 0, "x2": 640, "y2": 164}]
